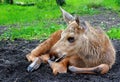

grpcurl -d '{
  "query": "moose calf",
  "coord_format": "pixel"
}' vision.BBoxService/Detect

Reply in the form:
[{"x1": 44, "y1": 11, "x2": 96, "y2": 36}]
[{"x1": 26, "y1": 7, "x2": 116, "y2": 75}]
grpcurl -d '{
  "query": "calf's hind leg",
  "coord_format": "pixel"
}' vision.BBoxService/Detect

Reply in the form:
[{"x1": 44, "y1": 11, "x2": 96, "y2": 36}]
[
  {"x1": 26, "y1": 30, "x2": 62, "y2": 62},
  {"x1": 26, "y1": 30, "x2": 62, "y2": 72},
  {"x1": 69, "y1": 64, "x2": 109, "y2": 74}
]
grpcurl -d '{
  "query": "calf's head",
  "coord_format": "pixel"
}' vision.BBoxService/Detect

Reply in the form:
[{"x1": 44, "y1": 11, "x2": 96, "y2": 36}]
[{"x1": 51, "y1": 7, "x2": 89, "y2": 57}]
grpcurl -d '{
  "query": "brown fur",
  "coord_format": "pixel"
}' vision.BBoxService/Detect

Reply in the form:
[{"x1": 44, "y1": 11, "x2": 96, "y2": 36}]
[{"x1": 26, "y1": 8, "x2": 116, "y2": 75}]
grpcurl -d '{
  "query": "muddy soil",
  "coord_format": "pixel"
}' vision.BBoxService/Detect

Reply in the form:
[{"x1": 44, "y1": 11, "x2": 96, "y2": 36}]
[
  {"x1": 80, "y1": 8, "x2": 120, "y2": 30},
  {"x1": 0, "y1": 39, "x2": 120, "y2": 82}
]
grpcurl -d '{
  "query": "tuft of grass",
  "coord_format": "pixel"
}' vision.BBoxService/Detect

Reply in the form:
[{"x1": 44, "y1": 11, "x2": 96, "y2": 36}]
[
  {"x1": 115, "y1": 0, "x2": 120, "y2": 6},
  {"x1": 107, "y1": 28, "x2": 120, "y2": 39}
]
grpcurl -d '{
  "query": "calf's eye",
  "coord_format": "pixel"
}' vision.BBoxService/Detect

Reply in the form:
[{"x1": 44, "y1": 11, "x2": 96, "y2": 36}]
[{"x1": 67, "y1": 37, "x2": 75, "y2": 43}]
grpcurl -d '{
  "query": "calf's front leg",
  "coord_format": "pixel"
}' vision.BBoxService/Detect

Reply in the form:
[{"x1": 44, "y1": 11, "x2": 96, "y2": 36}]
[
  {"x1": 47, "y1": 54, "x2": 85, "y2": 75},
  {"x1": 48, "y1": 57, "x2": 69, "y2": 75}
]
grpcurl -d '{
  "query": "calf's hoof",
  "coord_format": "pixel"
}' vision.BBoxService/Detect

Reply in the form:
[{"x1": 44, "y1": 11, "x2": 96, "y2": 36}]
[{"x1": 27, "y1": 57, "x2": 42, "y2": 72}]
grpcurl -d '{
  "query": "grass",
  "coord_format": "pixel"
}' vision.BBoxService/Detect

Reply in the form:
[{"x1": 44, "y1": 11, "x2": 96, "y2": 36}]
[
  {"x1": 0, "y1": 22, "x2": 65, "y2": 40},
  {"x1": 107, "y1": 28, "x2": 120, "y2": 39},
  {"x1": 0, "y1": 0, "x2": 100, "y2": 25},
  {"x1": 0, "y1": 4, "x2": 61, "y2": 25},
  {"x1": 0, "y1": 0, "x2": 120, "y2": 40}
]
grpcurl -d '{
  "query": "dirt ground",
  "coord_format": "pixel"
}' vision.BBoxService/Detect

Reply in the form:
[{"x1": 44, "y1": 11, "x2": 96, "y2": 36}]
[
  {"x1": 0, "y1": 39, "x2": 120, "y2": 82},
  {"x1": 0, "y1": 8, "x2": 120, "y2": 82}
]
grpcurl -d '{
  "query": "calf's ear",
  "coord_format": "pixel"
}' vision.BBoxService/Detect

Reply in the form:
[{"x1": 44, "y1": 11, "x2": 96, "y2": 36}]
[
  {"x1": 60, "y1": 7, "x2": 75, "y2": 24},
  {"x1": 75, "y1": 17, "x2": 89, "y2": 31}
]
